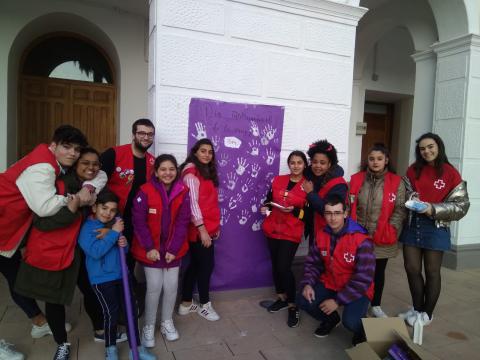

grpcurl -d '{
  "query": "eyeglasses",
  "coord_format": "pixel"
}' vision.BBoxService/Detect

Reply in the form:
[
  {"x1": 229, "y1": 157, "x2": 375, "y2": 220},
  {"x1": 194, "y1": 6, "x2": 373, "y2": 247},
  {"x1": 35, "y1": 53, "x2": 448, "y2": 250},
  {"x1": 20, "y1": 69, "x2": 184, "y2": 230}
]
[
  {"x1": 78, "y1": 160, "x2": 101, "y2": 168},
  {"x1": 136, "y1": 131, "x2": 155, "y2": 138},
  {"x1": 324, "y1": 211, "x2": 344, "y2": 218}
]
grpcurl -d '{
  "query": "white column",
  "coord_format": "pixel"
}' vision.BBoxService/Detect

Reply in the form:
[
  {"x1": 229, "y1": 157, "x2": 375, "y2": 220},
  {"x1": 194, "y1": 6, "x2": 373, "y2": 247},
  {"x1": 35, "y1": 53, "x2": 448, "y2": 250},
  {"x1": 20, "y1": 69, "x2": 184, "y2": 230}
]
[
  {"x1": 431, "y1": 34, "x2": 480, "y2": 269},
  {"x1": 347, "y1": 79, "x2": 366, "y2": 177}
]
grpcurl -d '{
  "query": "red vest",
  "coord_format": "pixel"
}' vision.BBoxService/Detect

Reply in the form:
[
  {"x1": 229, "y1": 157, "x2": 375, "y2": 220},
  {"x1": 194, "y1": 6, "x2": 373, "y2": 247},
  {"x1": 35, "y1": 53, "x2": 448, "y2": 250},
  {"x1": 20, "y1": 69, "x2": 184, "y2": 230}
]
[
  {"x1": 313, "y1": 177, "x2": 347, "y2": 241},
  {"x1": 262, "y1": 175, "x2": 307, "y2": 243},
  {"x1": 23, "y1": 180, "x2": 82, "y2": 271},
  {"x1": 0, "y1": 144, "x2": 61, "y2": 252},
  {"x1": 107, "y1": 144, "x2": 155, "y2": 213},
  {"x1": 183, "y1": 166, "x2": 220, "y2": 242},
  {"x1": 316, "y1": 229, "x2": 374, "y2": 300},
  {"x1": 349, "y1": 171, "x2": 401, "y2": 246},
  {"x1": 131, "y1": 182, "x2": 189, "y2": 264}
]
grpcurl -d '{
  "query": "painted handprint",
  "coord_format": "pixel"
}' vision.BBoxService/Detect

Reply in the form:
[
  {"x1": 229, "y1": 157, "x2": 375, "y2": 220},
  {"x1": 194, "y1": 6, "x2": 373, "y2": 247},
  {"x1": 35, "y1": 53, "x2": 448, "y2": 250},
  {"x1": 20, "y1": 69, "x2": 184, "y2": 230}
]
[
  {"x1": 211, "y1": 135, "x2": 221, "y2": 152},
  {"x1": 250, "y1": 196, "x2": 258, "y2": 213},
  {"x1": 250, "y1": 163, "x2": 261, "y2": 178},
  {"x1": 191, "y1": 122, "x2": 207, "y2": 140},
  {"x1": 235, "y1": 157, "x2": 249, "y2": 176},
  {"x1": 251, "y1": 219, "x2": 263, "y2": 231},
  {"x1": 248, "y1": 139, "x2": 260, "y2": 156},
  {"x1": 218, "y1": 153, "x2": 229, "y2": 167},
  {"x1": 264, "y1": 124, "x2": 277, "y2": 140},
  {"x1": 237, "y1": 209, "x2": 252, "y2": 225},
  {"x1": 220, "y1": 208, "x2": 230, "y2": 226},
  {"x1": 265, "y1": 172, "x2": 275, "y2": 184},
  {"x1": 226, "y1": 172, "x2": 238, "y2": 191},
  {"x1": 265, "y1": 148, "x2": 276, "y2": 165},
  {"x1": 241, "y1": 178, "x2": 254, "y2": 193},
  {"x1": 218, "y1": 188, "x2": 226, "y2": 203},
  {"x1": 228, "y1": 193, "x2": 242, "y2": 210},
  {"x1": 250, "y1": 121, "x2": 260, "y2": 137}
]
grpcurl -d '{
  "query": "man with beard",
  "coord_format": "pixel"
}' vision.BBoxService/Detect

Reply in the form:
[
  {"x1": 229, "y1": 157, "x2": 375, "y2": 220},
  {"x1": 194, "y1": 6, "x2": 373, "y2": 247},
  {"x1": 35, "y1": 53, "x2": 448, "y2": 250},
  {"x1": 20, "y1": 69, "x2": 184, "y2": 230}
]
[{"x1": 100, "y1": 119, "x2": 155, "y2": 310}]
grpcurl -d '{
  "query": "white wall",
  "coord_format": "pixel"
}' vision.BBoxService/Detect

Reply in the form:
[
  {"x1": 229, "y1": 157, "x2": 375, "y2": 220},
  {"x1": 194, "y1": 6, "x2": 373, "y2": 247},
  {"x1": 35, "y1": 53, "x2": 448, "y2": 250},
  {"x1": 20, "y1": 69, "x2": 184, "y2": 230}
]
[
  {"x1": 0, "y1": 0, "x2": 148, "y2": 170},
  {"x1": 149, "y1": 0, "x2": 366, "y2": 173}
]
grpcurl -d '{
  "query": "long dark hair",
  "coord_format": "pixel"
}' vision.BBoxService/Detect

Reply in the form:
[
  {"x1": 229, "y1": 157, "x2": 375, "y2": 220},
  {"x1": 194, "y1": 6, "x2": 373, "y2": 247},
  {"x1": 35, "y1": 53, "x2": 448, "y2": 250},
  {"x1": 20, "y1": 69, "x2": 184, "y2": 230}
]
[
  {"x1": 361, "y1": 143, "x2": 395, "y2": 173},
  {"x1": 154, "y1": 154, "x2": 179, "y2": 183},
  {"x1": 180, "y1": 138, "x2": 219, "y2": 187},
  {"x1": 413, "y1": 132, "x2": 450, "y2": 179}
]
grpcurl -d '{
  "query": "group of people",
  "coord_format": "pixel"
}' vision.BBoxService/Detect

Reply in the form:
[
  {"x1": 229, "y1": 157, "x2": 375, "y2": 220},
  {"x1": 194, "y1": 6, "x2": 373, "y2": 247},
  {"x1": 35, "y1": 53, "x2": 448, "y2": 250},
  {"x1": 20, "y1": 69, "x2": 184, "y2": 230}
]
[{"x1": 0, "y1": 119, "x2": 469, "y2": 360}]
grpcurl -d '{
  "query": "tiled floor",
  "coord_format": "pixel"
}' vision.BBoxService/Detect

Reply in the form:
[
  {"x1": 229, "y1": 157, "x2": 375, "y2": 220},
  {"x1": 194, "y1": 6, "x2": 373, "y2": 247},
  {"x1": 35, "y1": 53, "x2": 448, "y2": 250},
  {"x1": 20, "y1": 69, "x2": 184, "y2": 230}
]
[{"x1": 1, "y1": 254, "x2": 479, "y2": 359}]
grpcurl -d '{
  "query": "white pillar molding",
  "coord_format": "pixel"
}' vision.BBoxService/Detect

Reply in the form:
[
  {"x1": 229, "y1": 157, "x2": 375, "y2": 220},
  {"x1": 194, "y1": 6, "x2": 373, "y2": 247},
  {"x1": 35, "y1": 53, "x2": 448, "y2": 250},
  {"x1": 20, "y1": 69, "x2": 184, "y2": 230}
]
[
  {"x1": 347, "y1": 78, "x2": 365, "y2": 177},
  {"x1": 409, "y1": 49, "x2": 436, "y2": 164},
  {"x1": 431, "y1": 33, "x2": 480, "y2": 268}
]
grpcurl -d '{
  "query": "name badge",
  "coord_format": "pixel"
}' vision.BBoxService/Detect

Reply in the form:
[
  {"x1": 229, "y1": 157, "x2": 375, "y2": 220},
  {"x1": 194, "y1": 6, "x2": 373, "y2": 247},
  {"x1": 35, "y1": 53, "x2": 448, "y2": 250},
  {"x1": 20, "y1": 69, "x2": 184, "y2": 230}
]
[
  {"x1": 321, "y1": 250, "x2": 328, "y2": 256},
  {"x1": 148, "y1": 208, "x2": 157, "y2": 214}
]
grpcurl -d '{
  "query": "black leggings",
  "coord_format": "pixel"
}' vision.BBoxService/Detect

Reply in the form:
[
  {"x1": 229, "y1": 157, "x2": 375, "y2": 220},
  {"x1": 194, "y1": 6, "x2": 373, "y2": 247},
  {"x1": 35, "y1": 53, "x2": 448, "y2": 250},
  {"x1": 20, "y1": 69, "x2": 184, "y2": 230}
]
[
  {"x1": 403, "y1": 245, "x2": 443, "y2": 318},
  {"x1": 267, "y1": 238, "x2": 299, "y2": 304},
  {"x1": 371, "y1": 258, "x2": 388, "y2": 306},
  {"x1": 182, "y1": 241, "x2": 215, "y2": 305}
]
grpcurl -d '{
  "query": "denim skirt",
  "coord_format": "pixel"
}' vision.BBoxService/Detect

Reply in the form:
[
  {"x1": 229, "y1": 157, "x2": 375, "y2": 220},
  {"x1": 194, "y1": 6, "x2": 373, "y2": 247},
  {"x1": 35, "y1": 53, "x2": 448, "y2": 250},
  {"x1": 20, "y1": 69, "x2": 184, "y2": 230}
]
[{"x1": 399, "y1": 213, "x2": 451, "y2": 251}]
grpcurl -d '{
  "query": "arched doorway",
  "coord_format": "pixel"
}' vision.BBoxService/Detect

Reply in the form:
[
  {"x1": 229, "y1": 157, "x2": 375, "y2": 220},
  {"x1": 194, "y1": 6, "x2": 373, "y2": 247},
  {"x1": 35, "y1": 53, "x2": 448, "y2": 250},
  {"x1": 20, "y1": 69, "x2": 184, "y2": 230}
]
[{"x1": 18, "y1": 33, "x2": 116, "y2": 158}]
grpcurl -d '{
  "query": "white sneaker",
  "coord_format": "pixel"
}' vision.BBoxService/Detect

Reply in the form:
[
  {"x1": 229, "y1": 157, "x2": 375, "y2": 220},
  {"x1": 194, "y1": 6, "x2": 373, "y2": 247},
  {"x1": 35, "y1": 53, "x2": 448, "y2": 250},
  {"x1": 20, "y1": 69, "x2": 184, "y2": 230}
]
[
  {"x1": 0, "y1": 339, "x2": 24, "y2": 360},
  {"x1": 178, "y1": 301, "x2": 199, "y2": 315},
  {"x1": 371, "y1": 306, "x2": 388, "y2": 318},
  {"x1": 398, "y1": 307, "x2": 416, "y2": 320},
  {"x1": 141, "y1": 325, "x2": 155, "y2": 348},
  {"x1": 197, "y1": 301, "x2": 220, "y2": 321},
  {"x1": 160, "y1": 320, "x2": 179, "y2": 341},
  {"x1": 406, "y1": 310, "x2": 421, "y2": 327},
  {"x1": 31, "y1": 322, "x2": 72, "y2": 338},
  {"x1": 418, "y1": 312, "x2": 433, "y2": 326}
]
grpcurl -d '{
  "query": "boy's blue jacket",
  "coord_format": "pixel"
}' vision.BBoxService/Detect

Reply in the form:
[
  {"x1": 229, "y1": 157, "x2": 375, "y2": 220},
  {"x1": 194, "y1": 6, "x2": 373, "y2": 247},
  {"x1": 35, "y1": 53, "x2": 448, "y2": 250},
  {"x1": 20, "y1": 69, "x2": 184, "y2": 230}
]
[{"x1": 78, "y1": 218, "x2": 127, "y2": 285}]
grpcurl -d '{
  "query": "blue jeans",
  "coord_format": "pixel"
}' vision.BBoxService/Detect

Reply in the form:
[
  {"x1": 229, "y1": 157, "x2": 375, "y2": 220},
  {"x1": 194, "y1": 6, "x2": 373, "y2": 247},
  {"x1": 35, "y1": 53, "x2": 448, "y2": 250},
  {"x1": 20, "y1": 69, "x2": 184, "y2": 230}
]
[{"x1": 296, "y1": 282, "x2": 369, "y2": 336}]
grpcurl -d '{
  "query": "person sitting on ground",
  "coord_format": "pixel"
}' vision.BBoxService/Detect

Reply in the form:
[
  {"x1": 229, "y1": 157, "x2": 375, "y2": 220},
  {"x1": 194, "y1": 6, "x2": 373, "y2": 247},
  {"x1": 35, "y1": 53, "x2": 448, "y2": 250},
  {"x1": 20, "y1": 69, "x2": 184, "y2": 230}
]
[{"x1": 297, "y1": 194, "x2": 375, "y2": 345}]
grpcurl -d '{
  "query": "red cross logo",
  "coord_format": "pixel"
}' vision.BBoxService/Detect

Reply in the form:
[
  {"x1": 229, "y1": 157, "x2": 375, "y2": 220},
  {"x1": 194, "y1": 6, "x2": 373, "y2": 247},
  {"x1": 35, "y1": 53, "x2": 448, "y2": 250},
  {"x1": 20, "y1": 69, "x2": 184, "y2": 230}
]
[
  {"x1": 388, "y1": 193, "x2": 396, "y2": 203},
  {"x1": 344, "y1": 252, "x2": 355, "y2": 263},
  {"x1": 434, "y1": 179, "x2": 446, "y2": 190}
]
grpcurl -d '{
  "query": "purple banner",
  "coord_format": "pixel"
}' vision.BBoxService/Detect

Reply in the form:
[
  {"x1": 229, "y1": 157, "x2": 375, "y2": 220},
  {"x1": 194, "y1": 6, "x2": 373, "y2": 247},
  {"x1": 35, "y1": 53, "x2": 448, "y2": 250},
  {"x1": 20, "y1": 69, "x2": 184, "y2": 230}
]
[{"x1": 188, "y1": 98, "x2": 284, "y2": 290}]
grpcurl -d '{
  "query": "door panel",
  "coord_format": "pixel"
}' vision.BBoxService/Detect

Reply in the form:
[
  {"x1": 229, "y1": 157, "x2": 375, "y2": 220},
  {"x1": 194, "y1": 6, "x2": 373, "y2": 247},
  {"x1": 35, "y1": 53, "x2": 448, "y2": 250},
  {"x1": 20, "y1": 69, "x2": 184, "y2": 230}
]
[{"x1": 361, "y1": 105, "x2": 393, "y2": 164}]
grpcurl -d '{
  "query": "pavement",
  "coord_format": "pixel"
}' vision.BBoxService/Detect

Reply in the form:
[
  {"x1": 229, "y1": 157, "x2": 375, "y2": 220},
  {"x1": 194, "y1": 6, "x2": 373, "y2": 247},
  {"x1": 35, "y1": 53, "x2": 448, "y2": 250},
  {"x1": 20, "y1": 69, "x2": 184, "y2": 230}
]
[{"x1": 1, "y1": 254, "x2": 479, "y2": 360}]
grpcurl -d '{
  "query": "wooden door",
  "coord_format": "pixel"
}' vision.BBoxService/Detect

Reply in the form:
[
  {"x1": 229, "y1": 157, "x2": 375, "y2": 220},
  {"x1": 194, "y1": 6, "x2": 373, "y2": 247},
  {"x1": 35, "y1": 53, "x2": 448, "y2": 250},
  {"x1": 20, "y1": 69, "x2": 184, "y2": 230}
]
[
  {"x1": 361, "y1": 104, "x2": 393, "y2": 164},
  {"x1": 18, "y1": 75, "x2": 116, "y2": 159}
]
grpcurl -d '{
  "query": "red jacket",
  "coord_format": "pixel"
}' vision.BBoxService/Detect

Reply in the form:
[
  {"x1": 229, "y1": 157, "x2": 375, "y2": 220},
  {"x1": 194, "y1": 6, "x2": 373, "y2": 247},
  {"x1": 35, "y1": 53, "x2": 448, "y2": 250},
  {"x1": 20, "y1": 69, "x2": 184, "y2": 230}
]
[
  {"x1": 183, "y1": 166, "x2": 220, "y2": 242},
  {"x1": 0, "y1": 144, "x2": 61, "y2": 252},
  {"x1": 316, "y1": 229, "x2": 374, "y2": 300},
  {"x1": 131, "y1": 181, "x2": 189, "y2": 264},
  {"x1": 23, "y1": 179, "x2": 82, "y2": 271},
  {"x1": 107, "y1": 144, "x2": 155, "y2": 213},
  {"x1": 349, "y1": 171, "x2": 401, "y2": 246},
  {"x1": 262, "y1": 175, "x2": 306, "y2": 243}
]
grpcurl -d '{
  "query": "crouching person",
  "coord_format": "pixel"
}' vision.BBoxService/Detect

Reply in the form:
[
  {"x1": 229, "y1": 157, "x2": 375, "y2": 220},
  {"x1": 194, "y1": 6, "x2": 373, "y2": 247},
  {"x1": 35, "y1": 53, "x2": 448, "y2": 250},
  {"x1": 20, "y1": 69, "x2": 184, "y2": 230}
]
[
  {"x1": 297, "y1": 194, "x2": 375, "y2": 346},
  {"x1": 78, "y1": 191, "x2": 156, "y2": 360}
]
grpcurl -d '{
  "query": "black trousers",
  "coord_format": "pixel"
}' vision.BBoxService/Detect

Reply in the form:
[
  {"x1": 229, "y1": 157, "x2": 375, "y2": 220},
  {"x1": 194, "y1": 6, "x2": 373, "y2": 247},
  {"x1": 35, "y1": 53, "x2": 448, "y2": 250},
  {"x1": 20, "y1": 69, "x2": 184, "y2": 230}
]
[
  {"x1": 267, "y1": 238, "x2": 299, "y2": 304},
  {"x1": 371, "y1": 258, "x2": 389, "y2": 306},
  {"x1": 182, "y1": 241, "x2": 215, "y2": 305}
]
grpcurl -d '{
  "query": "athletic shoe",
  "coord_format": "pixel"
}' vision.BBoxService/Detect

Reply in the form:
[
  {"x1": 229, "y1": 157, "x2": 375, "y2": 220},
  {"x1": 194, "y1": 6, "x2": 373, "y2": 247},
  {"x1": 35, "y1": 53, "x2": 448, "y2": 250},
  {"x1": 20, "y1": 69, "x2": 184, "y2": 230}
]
[
  {"x1": 94, "y1": 331, "x2": 128, "y2": 343},
  {"x1": 314, "y1": 312, "x2": 340, "y2": 338},
  {"x1": 105, "y1": 345, "x2": 119, "y2": 360},
  {"x1": 267, "y1": 299, "x2": 289, "y2": 313},
  {"x1": 405, "y1": 200, "x2": 428, "y2": 213},
  {"x1": 413, "y1": 312, "x2": 433, "y2": 327},
  {"x1": 129, "y1": 345, "x2": 156, "y2": 360},
  {"x1": 406, "y1": 310, "x2": 421, "y2": 327},
  {"x1": 0, "y1": 339, "x2": 24, "y2": 360},
  {"x1": 141, "y1": 325, "x2": 155, "y2": 348},
  {"x1": 178, "y1": 301, "x2": 199, "y2": 315},
  {"x1": 287, "y1": 307, "x2": 300, "y2": 328},
  {"x1": 160, "y1": 319, "x2": 179, "y2": 341},
  {"x1": 371, "y1": 306, "x2": 388, "y2": 318},
  {"x1": 197, "y1": 301, "x2": 220, "y2": 321},
  {"x1": 30, "y1": 322, "x2": 72, "y2": 339},
  {"x1": 398, "y1": 307, "x2": 416, "y2": 320},
  {"x1": 53, "y1": 343, "x2": 70, "y2": 360}
]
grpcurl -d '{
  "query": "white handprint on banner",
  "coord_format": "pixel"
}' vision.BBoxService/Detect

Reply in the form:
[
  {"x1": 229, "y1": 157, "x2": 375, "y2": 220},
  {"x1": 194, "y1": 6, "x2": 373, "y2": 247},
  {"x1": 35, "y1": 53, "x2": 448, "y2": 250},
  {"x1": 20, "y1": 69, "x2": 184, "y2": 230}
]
[
  {"x1": 218, "y1": 188, "x2": 226, "y2": 203},
  {"x1": 237, "y1": 209, "x2": 252, "y2": 225},
  {"x1": 191, "y1": 122, "x2": 207, "y2": 140},
  {"x1": 220, "y1": 208, "x2": 230, "y2": 226},
  {"x1": 250, "y1": 196, "x2": 258, "y2": 213},
  {"x1": 250, "y1": 163, "x2": 261, "y2": 178},
  {"x1": 265, "y1": 172, "x2": 275, "y2": 184},
  {"x1": 248, "y1": 139, "x2": 260, "y2": 156},
  {"x1": 241, "y1": 178, "x2": 254, "y2": 193},
  {"x1": 250, "y1": 121, "x2": 260, "y2": 137},
  {"x1": 251, "y1": 219, "x2": 263, "y2": 231},
  {"x1": 265, "y1": 148, "x2": 276, "y2": 165},
  {"x1": 211, "y1": 135, "x2": 220, "y2": 152},
  {"x1": 228, "y1": 194, "x2": 242, "y2": 210},
  {"x1": 235, "y1": 157, "x2": 249, "y2": 176},
  {"x1": 226, "y1": 172, "x2": 238, "y2": 191},
  {"x1": 218, "y1": 153, "x2": 229, "y2": 167},
  {"x1": 264, "y1": 124, "x2": 276, "y2": 140}
]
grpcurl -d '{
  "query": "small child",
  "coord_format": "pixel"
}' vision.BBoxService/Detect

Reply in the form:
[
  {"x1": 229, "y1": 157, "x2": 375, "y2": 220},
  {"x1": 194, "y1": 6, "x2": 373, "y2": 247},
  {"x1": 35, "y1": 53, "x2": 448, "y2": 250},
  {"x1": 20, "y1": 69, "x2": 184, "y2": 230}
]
[{"x1": 78, "y1": 191, "x2": 156, "y2": 360}]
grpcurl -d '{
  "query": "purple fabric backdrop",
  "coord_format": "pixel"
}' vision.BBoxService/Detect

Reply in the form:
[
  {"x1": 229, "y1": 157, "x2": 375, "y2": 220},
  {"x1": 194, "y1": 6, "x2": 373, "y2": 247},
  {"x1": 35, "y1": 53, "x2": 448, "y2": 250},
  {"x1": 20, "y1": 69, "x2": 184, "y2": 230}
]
[{"x1": 188, "y1": 98, "x2": 285, "y2": 290}]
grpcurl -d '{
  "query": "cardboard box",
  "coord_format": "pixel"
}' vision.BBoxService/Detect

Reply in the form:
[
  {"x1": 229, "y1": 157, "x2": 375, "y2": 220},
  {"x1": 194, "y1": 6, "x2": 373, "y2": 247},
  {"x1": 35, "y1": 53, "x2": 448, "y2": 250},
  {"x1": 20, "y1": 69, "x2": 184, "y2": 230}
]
[{"x1": 346, "y1": 318, "x2": 439, "y2": 360}]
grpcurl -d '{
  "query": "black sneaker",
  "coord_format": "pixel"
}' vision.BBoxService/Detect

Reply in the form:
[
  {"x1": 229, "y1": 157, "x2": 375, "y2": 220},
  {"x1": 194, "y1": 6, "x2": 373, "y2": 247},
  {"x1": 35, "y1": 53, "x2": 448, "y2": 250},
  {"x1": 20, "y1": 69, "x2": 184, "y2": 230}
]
[
  {"x1": 287, "y1": 307, "x2": 300, "y2": 328},
  {"x1": 267, "y1": 299, "x2": 289, "y2": 313},
  {"x1": 53, "y1": 342, "x2": 70, "y2": 360},
  {"x1": 314, "y1": 312, "x2": 340, "y2": 338}
]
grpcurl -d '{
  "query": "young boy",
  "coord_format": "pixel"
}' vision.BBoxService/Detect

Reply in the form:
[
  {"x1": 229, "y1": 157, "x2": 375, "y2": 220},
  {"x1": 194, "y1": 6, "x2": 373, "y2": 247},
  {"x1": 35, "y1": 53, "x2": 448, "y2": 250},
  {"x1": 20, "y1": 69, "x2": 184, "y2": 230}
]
[{"x1": 78, "y1": 191, "x2": 156, "y2": 360}]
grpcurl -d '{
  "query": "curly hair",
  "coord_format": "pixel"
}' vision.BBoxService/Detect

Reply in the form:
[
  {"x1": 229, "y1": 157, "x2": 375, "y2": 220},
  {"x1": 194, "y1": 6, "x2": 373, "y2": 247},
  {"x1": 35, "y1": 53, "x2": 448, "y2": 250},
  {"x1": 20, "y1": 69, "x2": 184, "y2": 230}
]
[{"x1": 307, "y1": 139, "x2": 338, "y2": 165}]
